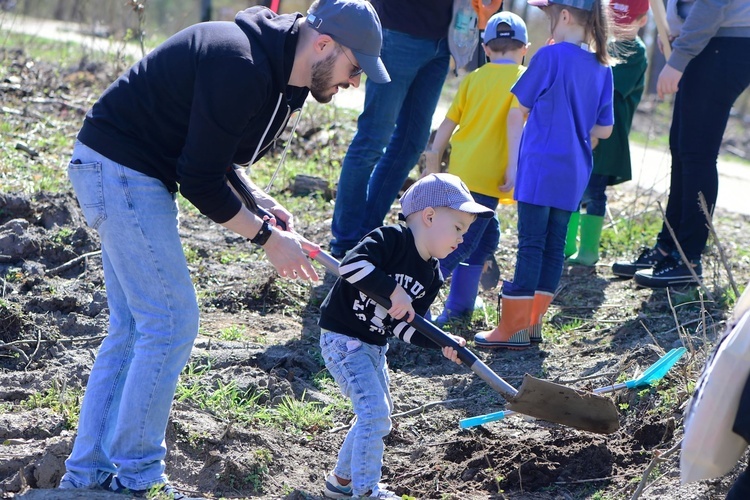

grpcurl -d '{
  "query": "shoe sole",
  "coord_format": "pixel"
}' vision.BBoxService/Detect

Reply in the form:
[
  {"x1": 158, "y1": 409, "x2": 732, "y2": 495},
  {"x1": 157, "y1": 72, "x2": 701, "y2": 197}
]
[
  {"x1": 634, "y1": 275, "x2": 701, "y2": 288},
  {"x1": 612, "y1": 265, "x2": 653, "y2": 278},
  {"x1": 474, "y1": 341, "x2": 531, "y2": 350},
  {"x1": 635, "y1": 279, "x2": 699, "y2": 288},
  {"x1": 612, "y1": 262, "x2": 663, "y2": 279},
  {"x1": 323, "y1": 481, "x2": 352, "y2": 499},
  {"x1": 612, "y1": 270, "x2": 636, "y2": 278}
]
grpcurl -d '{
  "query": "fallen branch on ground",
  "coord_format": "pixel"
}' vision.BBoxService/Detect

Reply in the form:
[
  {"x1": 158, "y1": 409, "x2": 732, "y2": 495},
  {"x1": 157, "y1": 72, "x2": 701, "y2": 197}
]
[
  {"x1": 46, "y1": 250, "x2": 102, "y2": 276},
  {"x1": 698, "y1": 192, "x2": 740, "y2": 298},
  {"x1": 328, "y1": 398, "x2": 466, "y2": 433},
  {"x1": 657, "y1": 202, "x2": 713, "y2": 301}
]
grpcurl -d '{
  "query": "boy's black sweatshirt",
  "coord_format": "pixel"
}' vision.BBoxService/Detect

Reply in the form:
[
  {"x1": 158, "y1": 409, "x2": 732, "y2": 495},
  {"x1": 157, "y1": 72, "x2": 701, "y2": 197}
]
[
  {"x1": 77, "y1": 7, "x2": 308, "y2": 223},
  {"x1": 319, "y1": 224, "x2": 444, "y2": 349}
]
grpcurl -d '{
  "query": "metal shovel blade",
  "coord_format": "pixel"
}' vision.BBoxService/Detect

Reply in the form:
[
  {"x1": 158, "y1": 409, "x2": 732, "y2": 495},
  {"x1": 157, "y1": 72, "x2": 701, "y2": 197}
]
[{"x1": 508, "y1": 374, "x2": 620, "y2": 434}]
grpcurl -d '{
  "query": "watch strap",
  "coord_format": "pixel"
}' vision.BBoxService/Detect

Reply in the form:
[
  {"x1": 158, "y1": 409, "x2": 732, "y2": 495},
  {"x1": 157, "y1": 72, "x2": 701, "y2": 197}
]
[{"x1": 250, "y1": 220, "x2": 273, "y2": 246}]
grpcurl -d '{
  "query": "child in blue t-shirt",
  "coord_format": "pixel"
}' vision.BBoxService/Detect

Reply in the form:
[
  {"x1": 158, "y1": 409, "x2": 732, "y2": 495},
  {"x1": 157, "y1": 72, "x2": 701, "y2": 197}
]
[{"x1": 475, "y1": 0, "x2": 614, "y2": 349}]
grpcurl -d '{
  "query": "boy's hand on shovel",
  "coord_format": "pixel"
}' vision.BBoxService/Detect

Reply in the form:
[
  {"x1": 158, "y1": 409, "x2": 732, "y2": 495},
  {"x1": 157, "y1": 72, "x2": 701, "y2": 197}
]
[
  {"x1": 443, "y1": 334, "x2": 467, "y2": 365},
  {"x1": 388, "y1": 285, "x2": 415, "y2": 322}
]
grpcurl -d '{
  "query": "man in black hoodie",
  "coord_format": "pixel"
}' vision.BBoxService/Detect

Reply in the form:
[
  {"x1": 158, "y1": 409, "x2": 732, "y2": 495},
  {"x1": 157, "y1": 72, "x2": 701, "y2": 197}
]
[{"x1": 58, "y1": 1, "x2": 389, "y2": 497}]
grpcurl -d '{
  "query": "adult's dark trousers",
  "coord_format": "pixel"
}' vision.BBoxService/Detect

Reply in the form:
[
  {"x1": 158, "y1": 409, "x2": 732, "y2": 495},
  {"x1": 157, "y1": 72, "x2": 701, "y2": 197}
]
[{"x1": 656, "y1": 37, "x2": 750, "y2": 262}]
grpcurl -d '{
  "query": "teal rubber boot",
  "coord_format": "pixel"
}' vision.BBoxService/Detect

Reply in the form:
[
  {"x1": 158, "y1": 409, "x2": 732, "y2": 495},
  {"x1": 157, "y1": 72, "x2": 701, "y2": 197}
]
[
  {"x1": 569, "y1": 214, "x2": 604, "y2": 266},
  {"x1": 436, "y1": 263, "x2": 483, "y2": 326},
  {"x1": 564, "y1": 211, "x2": 580, "y2": 259}
]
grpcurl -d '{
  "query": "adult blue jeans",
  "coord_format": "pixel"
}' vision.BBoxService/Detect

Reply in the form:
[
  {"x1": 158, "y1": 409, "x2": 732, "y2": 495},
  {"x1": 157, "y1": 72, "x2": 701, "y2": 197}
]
[
  {"x1": 61, "y1": 141, "x2": 199, "y2": 490},
  {"x1": 506, "y1": 201, "x2": 571, "y2": 296},
  {"x1": 320, "y1": 330, "x2": 392, "y2": 497},
  {"x1": 580, "y1": 173, "x2": 609, "y2": 217},
  {"x1": 439, "y1": 193, "x2": 500, "y2": 276},
  {"x1": 656, "y1": 37, "x2": 750, "y2": 262},
  {"x1": 330, "y1": 29, "x2": 451, "y2": 256}
]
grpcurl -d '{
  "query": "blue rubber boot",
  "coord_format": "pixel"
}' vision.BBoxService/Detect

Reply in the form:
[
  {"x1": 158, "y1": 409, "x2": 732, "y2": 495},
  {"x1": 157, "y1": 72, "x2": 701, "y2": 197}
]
[{"x1": 436, "y1": 263, "x2": 483, "y2": 326}]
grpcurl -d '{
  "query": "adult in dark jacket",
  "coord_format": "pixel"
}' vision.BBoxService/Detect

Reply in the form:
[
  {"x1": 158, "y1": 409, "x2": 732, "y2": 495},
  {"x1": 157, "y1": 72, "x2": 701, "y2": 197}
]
[
  {"x1": 328, "y1": 0, "x2": 454, "y2": 258},
  {"x1": 613, "y1": 0, "x2": 750, "y2": 287},
  {"x1": 58, "y1": 0, "x2": 389, "y2": 497}
]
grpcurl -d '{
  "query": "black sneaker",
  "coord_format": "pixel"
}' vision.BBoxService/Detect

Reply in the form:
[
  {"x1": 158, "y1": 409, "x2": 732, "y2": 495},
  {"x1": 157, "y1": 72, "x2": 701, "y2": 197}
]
[
  {"x1": 633, "y1": 256, "x2": 702, "y2": 288},
  {"x1": 109, "y1": 476, "x2": 202, "y2": 499},
  {"x1": 611, "y1": 246, "x2": 668, "y2": 278}
]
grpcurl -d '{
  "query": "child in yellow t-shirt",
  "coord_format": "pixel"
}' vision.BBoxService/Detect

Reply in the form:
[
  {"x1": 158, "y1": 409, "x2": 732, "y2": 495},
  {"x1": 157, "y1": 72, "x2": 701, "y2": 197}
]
[{"x1": 422, "y1": 11, "x2": 528, "y2": 326}]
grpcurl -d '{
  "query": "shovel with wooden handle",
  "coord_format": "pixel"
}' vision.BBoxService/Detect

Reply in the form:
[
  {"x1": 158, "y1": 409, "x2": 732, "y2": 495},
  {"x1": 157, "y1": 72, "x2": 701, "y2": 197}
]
[{"x1": 227, "y1": 172, "x2": 619, "y2": 434}]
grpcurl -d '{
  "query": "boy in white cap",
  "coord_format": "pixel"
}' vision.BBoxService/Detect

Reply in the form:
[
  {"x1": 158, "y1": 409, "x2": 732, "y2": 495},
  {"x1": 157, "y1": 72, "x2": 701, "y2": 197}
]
[
  {"x1": 318, "y1": 173, "x2": 492, "y2": 498},
  {"x1": 423, "y1": 12, "x2": 529, "y2": 326}
]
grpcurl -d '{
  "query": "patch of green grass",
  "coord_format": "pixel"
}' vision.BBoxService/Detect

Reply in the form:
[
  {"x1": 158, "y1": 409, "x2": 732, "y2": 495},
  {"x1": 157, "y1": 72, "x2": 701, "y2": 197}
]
[
  {"x1": 644, "y1": 379, "x2": 687, "y2": 418},
  {"x1": 219, "y1": 447, "x2": 274, "y2": 494},
  {"x1": 4, "y1": 268, "x2": 24, "y2": 283},
  {"x1": 591, "y1": 490, "x2": 618, "y2": 500},
  {"x1": 600, "y1": 209, "x2": 663, "y2": 260},
  {"x1": 217, "y1": 324, "x2": 247, "y2": 341},
  {"x1": 51, "y1": 227, "x2": 74, "y2": 245},
  {"x1": 542, "y1": 316, "x2": 583, "y2": 345},
  {"x1": 176, "y1": 362, "x2": 266, "y2": 424},
  {"x1": 1, "y1": 32, "x2": 90, "y2": 68},
  {"x1": 255, "y1": 391, "x2": 333, "y2": 433},
  {"x1": 218, "y1": 249, "x2": 251, "y2": 265},
  {"x1": 182, "y1": 244, "x2": 200, "y2": 265},
  {"x1": 21, "y1": 381, "x2": 82, "y2": 430}
]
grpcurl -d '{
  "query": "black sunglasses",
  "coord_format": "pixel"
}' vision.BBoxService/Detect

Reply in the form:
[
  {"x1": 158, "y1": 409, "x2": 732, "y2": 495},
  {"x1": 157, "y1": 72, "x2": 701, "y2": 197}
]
[{"x1": 337, "y1": 43, "x2": 364, "y2": 78}]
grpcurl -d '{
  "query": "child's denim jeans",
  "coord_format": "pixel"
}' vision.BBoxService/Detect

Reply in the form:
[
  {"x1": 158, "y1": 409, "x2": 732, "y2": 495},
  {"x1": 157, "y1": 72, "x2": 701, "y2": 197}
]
[
  {"x1": 320, "y1": 330, "x2": 393, "y2": 496},
  {"x1": 506, "y1": 201, "x2": 572, "y2": 296}
]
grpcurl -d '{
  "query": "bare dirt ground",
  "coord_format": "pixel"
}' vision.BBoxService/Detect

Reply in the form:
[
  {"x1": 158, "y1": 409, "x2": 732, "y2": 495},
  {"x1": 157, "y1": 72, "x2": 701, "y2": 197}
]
[{"x1": 2, "y1": 44, "x2": 750, "y2": 500}]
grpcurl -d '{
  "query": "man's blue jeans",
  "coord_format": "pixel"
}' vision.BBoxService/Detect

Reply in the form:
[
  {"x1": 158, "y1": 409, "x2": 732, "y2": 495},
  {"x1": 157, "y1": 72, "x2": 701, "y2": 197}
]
[
  {"x1": 61, "y1": 141, "x2": 199, "y2": 490},
  {"x1": 330, "y1": 29, "x2": 451, "y2": 256},
  {"x1": 320, "y1": 330, "x2": 392, "y2": 496},
  {"x1": 439, "y1": 193, "x2": 500, "y2": 276},
  {"x1": 506, "y1": 201, "x2": 571, "y2": 296}
]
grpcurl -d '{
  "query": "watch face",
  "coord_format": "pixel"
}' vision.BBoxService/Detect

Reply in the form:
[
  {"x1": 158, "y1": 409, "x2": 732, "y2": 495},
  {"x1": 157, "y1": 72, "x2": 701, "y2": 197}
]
[{"x1": 251, "y1": 220, "x2": 272, "y2": 246}]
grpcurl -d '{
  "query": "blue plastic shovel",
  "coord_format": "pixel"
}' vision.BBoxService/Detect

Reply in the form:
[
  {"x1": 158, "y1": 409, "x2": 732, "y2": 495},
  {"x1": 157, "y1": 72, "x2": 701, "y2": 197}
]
[{"x1": 459, "y1": 347, "x2": 687, "y2": 429}]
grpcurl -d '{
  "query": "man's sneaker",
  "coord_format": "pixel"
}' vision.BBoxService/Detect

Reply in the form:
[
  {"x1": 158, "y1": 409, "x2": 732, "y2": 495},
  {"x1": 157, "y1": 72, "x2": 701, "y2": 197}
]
[
  {"x1": 58, "y1": 473, "x2": 114, "y2": 490},
  {"x1": 633, "y1": 256, "x2": 702, "y2": 288},
  {"x1": 109, "y1": 476, "x2": 199, "y2": 499},
  {"x1": 324, "y1": 473, "x2": 353, "y2": 498},
  {"x1": 612, "y1": 246, "x2": 668, "y2": 278}
]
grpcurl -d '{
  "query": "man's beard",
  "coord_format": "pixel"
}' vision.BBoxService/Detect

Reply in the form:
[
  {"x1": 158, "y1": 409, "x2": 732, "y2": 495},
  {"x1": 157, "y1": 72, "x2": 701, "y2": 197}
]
[{"x1": 310, "y1": 51, "x2": 349, "y2": 103}]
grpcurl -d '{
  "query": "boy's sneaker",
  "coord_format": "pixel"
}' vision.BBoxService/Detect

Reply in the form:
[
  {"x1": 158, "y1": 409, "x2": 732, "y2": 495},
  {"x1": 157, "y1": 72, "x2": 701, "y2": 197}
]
[
  {"x1": 324, "y1": 473, "x2": 353, "y2": 498},
  {"x1": 109, "y1": 476, "x2": 200, "y2": 499},
  {"x1": 612, "y1": 246, "x2": 668, "y2": 278},
  {"x1": 633, "y1": 256, "x2": 702, "y2": 288},
  {"x1": 363, "y1": 485, "x2": 401, "y2": 499}
]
